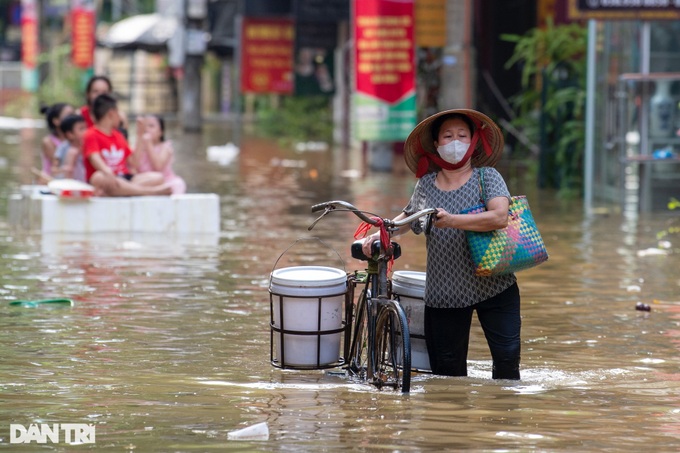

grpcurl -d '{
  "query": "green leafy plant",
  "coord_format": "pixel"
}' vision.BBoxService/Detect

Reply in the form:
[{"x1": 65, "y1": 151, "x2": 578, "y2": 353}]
[
  {"x1": 36, "y1": 44, "x2": 84, "y2": 107},
  {"x1": 3, "y1": 44, "x2": 84, "y2": 117},
  {"x1": 257, "y1": 95, "x2": 333, "y2": 145},
  {"x1": 502, "y1": 18, "x2": 587, "y2": 197}
]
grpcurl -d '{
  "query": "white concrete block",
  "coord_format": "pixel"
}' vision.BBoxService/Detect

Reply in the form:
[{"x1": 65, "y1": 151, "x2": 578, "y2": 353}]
[
  {"x1": 20, "y1": 185, "x2": 49, "y2": 196},
  {"x1": 130, "y1": 196, "x2": 175, "y2": 233},
  {"x1": 40, "y1": 196, "x2": 133, "y2": 233},
  {"x1": 9, "y1": 187, "x2": 221, "y2": 234},
  {"x1": 172, "y1": 193, "x2": 221, "y2": 234}
]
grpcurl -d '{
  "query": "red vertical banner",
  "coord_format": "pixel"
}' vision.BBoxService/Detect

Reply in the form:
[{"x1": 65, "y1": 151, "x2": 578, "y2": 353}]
[
  {"x1": 240, "y1": 18, "x2": 294, "y2": 94},
  {"x1": 353, "y1": 0, "x2": 416, "y2": 140},
  {"x1": 20, "y1": 0, "x2": 39, "y2": 92},
  {"x1": 71, "y1": 0, "x2": 96, "y2": 69},
  {"x1": 354, "y1": 0, "x2": 415, "y2": 103},
  {"x1": 20, "y1": 0, "x2": 38, "y2": 70}
]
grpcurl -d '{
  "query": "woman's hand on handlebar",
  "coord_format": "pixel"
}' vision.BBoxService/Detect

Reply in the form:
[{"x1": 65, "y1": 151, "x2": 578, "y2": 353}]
[
  {"x1": 431, "y1": 208, "x2": 451, "y2": 228},
  {"x1": 361, "y1": 232, "x2": 380, "y2": 257}
]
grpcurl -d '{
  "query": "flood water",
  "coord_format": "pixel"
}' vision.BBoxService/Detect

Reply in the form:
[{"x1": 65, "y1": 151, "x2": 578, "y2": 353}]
[{"x1": 1, "y1": 121, "x2": 679, "y2": 451}]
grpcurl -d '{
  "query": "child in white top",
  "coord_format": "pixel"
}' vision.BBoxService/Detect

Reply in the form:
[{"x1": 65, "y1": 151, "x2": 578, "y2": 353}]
[
  {"x1": 40, "y1": 103, "x2": 74, "y2": 176},
  {"x1": 54, "y1": 114, "x2": 87, "y2": 182}
]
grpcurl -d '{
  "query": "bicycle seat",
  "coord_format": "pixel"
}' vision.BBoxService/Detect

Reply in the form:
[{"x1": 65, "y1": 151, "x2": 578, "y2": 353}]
[{"x1": 351, "y1": 239, "x2": 401, "y2": 261}]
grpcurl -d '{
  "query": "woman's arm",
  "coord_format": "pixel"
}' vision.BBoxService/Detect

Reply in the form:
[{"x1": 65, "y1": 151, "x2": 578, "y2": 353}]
[{"x1": 432, "y1": 196, "x2": 509, "y2": 232}]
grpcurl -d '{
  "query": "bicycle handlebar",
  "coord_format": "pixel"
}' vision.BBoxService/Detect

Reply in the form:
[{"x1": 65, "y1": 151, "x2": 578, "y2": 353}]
[{"x1": 310, "y1": 200, "x2": 437, "y2": 229}]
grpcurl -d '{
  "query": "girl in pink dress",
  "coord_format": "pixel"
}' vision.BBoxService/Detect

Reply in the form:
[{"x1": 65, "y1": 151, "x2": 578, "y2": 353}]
[
  {"x1": 40, "y1": 103, "x2": 74, "y2": 176},
  {"x1": 132, "y1": 114, "x2": 186, "y2": 194}
]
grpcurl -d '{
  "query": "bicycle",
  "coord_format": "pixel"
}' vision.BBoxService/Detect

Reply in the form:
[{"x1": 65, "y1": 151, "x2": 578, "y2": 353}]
[{"x1": 309, "y1": 200, "x2": 437, "y2": 393}]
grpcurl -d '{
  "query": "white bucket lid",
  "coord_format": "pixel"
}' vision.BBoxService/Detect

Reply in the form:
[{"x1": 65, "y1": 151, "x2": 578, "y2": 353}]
[
  {"x1": 392, "y1": 270, "x2": 426, "y2": 287},
  {"x1": 392, "y1": 270, "x2": 426, "y2": 298},
  {"x1": 271, "y1": 266, "x2": 346, "y2": 288}
]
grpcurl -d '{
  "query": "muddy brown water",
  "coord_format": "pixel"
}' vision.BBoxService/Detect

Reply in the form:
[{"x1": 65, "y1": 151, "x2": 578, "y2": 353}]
[{"x1": 0, "y1": 122, "x2": 679, "y2": 451}]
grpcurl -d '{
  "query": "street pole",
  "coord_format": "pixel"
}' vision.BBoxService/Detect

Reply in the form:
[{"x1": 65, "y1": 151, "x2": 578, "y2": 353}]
[
  {"x1": 182, "y1": 0, "x2": 208, "y2": 132},
  {"x1": 584, "y1": 19, "x2": 596, "y2": 216},
  {"x1": 439, "y1": 0, "x2": 474, "y2": 109}
]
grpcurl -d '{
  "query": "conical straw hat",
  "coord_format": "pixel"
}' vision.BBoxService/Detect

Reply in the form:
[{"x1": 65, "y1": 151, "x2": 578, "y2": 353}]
[{"x1": 403, "y1": 108, "x2": 505, "y2": 176}]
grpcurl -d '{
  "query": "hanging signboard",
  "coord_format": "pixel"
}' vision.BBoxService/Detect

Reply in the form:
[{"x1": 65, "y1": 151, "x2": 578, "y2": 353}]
[
  {"x1": 353, "y1": 0, "x2": 416, "y2": 141},
  {"x1": 293, "y1": 0, "x2": 348, "y2": 96},
  {"x1": 240, "y1": 18, "x2": 294, "y2": 94},
  {"x1": 71, "y1": 0, "x2": 96, "y2": 69},
  {"x1": 294, "y1": 0, "x2": 349, "y2": 23},
  {"x1": 568, "y1": 0, "x2": 680, "y2": 20},
  {"x1": 20, "y1": 0, "x2": 38, "y2": 92},
  {"x1": 415, "y1": 0, "x2": 446, "y2": 48},
  {"x1": 294, "y1": 22, "x2": 336, "y2": 96}
]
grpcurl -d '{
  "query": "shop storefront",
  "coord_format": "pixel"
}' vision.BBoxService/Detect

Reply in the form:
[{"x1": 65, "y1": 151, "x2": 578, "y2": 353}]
[{"x1": 576, "y1": 3, "x2": 680, "y2": 212}]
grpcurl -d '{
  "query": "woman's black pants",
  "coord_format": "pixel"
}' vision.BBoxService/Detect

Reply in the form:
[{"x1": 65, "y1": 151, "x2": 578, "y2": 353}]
[{"x1": 424, "y1": 283, "x2": 521, "y2": 379}]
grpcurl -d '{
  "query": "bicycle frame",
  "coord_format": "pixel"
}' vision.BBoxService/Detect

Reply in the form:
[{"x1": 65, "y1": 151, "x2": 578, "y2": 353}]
[
  {"x1": 362, "y1": 254, "x2": 398, "y2": 385},
  {"x1": 310, "y1": 200, "x2": 436, "y2": 393}
]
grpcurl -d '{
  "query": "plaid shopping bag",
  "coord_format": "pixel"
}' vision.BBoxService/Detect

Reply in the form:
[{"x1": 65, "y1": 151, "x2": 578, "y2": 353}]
[{"x1": 461, "y1": 169, "x2": 548, "y2": 276}]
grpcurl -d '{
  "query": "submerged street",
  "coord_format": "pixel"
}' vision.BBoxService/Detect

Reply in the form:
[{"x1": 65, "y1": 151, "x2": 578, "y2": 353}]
[{"x1": 1, "y1": 122, "x2": 679, "y2": 451}]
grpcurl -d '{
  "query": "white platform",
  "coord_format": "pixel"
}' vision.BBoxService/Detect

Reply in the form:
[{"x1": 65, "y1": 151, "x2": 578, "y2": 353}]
[{"x1": 8, "y1": 185, "x2": 220, "y2": 234}]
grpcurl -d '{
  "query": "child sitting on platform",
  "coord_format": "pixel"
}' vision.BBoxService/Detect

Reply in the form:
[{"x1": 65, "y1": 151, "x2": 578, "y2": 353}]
[
  {"x1": 53, "y1": 114, "x2": 87, "y2": 182},
  {"x1": 82, "y1": 94, "x2": 171, "y2": 197},
  {"x1": 132, "y1": 114, "x2": 186, "y2": 194},
  {"x1": 40, "y1": 102, "x2": 74, "y2": 176}
]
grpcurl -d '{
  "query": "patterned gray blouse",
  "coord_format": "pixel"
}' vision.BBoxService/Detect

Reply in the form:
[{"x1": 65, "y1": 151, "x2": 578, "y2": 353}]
[{"x1": 403, "y1": 167, "x2": 517, "y2": 308}]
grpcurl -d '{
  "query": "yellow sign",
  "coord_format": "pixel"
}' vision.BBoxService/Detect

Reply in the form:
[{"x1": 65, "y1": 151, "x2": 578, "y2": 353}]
[{"x1": 416, "y1": 0, "x2": 446, "y2": 47}]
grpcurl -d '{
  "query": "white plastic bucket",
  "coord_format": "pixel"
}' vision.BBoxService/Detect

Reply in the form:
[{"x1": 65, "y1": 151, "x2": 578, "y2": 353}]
[
  {"x1": 270, "y1": 266, "x2": 347, "y2": 368},
  {"x1": 392, "y1": 270, "x2": 430, "y2": 371}
]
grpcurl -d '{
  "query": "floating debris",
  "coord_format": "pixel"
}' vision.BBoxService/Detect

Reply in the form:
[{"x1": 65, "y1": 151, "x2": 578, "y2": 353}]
[
  {"x1": 227, "y1": 422, "x2": 269, "y2": 441},
  {"x1": 270, "y1": 158, "x2": 306, "y2": 168},
  {"x1": 339, "y1": 169, "x2": 361, "y2": 179},
  {"x1": 635, "y1": 302, "x2": 651, "y2": 312},
  {"x1": 207, "y1": 142, "x2": 239, "y2": 166},
  {"x1": 658, "y1": 240, "x2": 672, "y2": 249},
  {"x1": 636, "y1": 248, "x2": 668, "y2": 257},
  {"x1": 9, "y1": 298, "x2": 74, "y2": 308},
  {"x1": 294, "y1": 141, "x2": 328, "y2": 152}
]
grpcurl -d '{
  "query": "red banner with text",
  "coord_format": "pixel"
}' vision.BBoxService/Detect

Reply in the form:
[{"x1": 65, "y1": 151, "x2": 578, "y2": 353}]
[
  {"x1": 71, "y1": 3, "x2": 95, "y2": 69},
  {"x1": 353, "y1": 0, "x2": 416, "y2": 141},
  {"x1": 240, "y1": 18, "x2": 294, "y2": 94},
  {"x1": 354, "y1": 0, "x2": 415, "y2": 104},
  {"x1": 20, "y1": 0, "x2": 38, "y2": 70}
]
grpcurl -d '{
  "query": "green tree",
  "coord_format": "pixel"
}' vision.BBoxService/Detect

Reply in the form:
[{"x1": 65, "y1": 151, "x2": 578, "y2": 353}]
[
  {"x1": 502, "y1": 18, "x2": 587, "y2": 197},
  {"x1": 3, "y1": 44, "x2": 83, "y2": 117}
]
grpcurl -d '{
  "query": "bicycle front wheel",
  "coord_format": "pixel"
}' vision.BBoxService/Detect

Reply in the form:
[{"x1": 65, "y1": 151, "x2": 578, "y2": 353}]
[{"x1": 374, "y1": 300, "x2": 411, "y2": 393}]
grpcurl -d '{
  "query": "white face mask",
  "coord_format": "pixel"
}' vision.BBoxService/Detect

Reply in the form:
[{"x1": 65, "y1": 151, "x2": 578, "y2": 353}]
[{"x1": 436, "y1": 140, "x2": 470, "y2": 165}]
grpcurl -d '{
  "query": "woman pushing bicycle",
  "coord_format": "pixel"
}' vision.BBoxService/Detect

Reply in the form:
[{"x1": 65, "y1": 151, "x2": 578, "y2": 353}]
[{"x1": 360, "y1": 109, "x2": 522, "y2": 380}]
